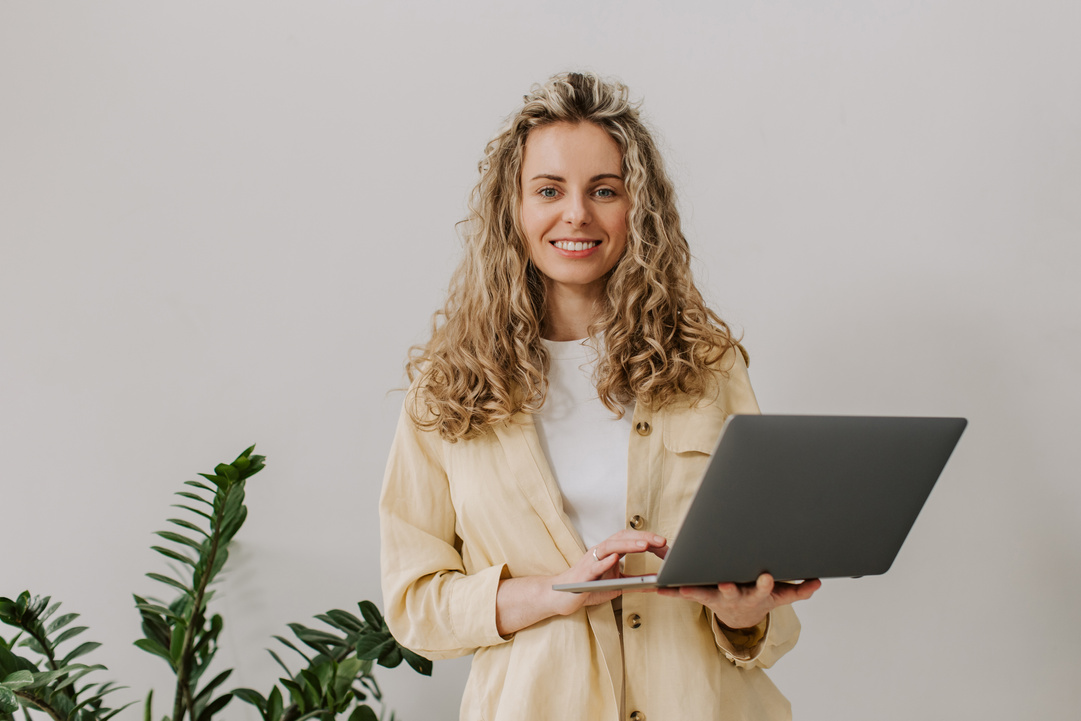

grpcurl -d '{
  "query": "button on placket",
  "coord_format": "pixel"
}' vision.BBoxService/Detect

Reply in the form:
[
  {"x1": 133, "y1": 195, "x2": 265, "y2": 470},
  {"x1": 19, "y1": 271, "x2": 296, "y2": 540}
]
[
  {"x1": 629, "y1": 712, "x2": 646, "y2": 721},
  {"x1": 635, "y1": 421, "x2": 651, "y2": 436},
  {"x1": 628, "y1": 613, "x2": 642, "y2": 629},
  {"x1": 628, "y1": 514, "x2": 644, "y2": 530}
]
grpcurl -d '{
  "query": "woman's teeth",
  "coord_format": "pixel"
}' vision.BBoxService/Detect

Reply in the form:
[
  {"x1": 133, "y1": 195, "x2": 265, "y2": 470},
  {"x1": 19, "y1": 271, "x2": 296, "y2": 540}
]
[{"x1": 553, "y1": 240, "x2": 599, "y2": 251}]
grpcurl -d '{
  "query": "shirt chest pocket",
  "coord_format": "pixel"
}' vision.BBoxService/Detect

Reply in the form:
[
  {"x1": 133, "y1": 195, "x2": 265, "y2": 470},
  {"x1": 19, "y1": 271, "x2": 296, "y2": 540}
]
[{"x1": 659, "y1": 404, "x2": 731, "y2": 535}]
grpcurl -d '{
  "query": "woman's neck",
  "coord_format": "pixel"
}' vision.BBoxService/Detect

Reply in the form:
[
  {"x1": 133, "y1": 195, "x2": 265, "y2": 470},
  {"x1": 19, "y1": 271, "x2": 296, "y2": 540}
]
[{"x1": 541, "y1": 281, "x2": 603, "y2": 341}]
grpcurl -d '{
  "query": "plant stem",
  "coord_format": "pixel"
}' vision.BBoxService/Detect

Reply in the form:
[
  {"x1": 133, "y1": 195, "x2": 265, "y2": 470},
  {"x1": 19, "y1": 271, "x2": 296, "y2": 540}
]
[
  {"x1": 22, "y1": 623, "x2": 57, "y2": 671},
  {"x1": 14, "y1": 690, "x2": 66, "y2": 721},
  {"x1": 172, "y1": 485, "x2": 231, "y2": 721},
  {"x1": 20, "y1": 616, "x2": 78, "y2": 706}
]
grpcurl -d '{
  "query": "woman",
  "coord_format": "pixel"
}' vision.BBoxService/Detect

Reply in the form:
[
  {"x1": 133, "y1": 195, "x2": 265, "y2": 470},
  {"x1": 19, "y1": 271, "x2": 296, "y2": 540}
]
[{"x1": 380, "y1": 72, "x2": 819, "y2": 720}]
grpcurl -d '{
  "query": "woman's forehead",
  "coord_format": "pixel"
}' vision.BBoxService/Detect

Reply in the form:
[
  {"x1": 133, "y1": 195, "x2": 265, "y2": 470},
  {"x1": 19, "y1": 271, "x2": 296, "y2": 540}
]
[{"x1": 521, "y1": 122, "x2": 623, "y2": 180}]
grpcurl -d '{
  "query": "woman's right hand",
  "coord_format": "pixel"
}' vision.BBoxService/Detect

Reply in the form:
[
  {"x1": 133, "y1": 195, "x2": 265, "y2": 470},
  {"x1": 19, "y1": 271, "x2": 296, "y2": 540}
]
[
  {"x1": 550, "y1": 530, "x2": 669, "y2": 615},
  {"x1": 495, "y1": 530, "x2": 667, "y2": 636}
]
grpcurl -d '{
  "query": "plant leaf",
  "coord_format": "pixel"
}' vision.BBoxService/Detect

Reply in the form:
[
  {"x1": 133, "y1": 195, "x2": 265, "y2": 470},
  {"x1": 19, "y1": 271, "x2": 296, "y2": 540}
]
[
  {"x1": 167, "y1": 518, "x2": 209, "y2": 537},
  {"x1": 401, "y1": 647, "x2": 433, "y2": 677},
  {"x1": 134, "y1": 638, "x2": 173, "y2": 667},
  {"x1": 230, "y1": 688, "x2": 266, "y2": 713},
  {"x1": 99, "y1": 700, "x2": 139, "y2": 721},
  {"x1": 357, "y1": 601, "x2": 383, "y2": 630},
  {"x1": 25, "y1": 665, "x2": 85, "y2": 688},
  {"x1": 313, "y1": 661, "x2": 334, "y2": 691},
  {"x1": 71, "y1": 689, "x2": 127, "y2": 718},
  {"x1": 288, "y1": 624, "x2": 342, "y2": 647},
  {"x1": 51, "y1": 625, "x2": 89, "y2": 647},
  {"x1": 146, "y1": 573, "x2": 191, "y2": 595},
  {"x1": 323, "y1": 610, "x2": 363, "y2": 634},
  {"x1": 20, "y1": 636, "x2": 47, "y2": 656},
  {"x1": 271, "y1": 635, "x2": 311, "y2": 664},
  {"x1": 353, "y1": 635, "x2": 395, "y2": 661},
  {"x1": 45, "y1": 613, "x2": 79, "y2": 635},
  {"x1": 267, "y1": 686, "x2": 283, "y2": 721},
  {"x1": 299, "y1": 668, "x2": 323, "y2": 700},
  {"x1": 61, "y1": 641, "x2": 102, "y2": 665},
  {"x1": 267, "y1": 650, "x2": 292, "y2": 678},
  {"x1": 172, "y1": 504, "x2": 214, "y2": 522},
  {"x1": 293, "y1": 711, "x2": 331, "y2": 721},
  {"x1": 134, "y1": 602, "x2": 179, "y2": 621},
  {"x1": 195, "y1": 693, "x2": 232, "y2": 721},
  {"x1": 198, "y1": 473, "x2": 227, "y2": 489},
  {"x1": 376, "y1": 644, "x2": 402, "y2": 669},
  {"x1": 135, "y1": 612, "x2": 173, "y2": 650},
  {"x1": 151, "y1": 546, "x2": 197, "y2": 567},
  {"x1": 279, "y1": 678, "x2": 305, "y2": 711},
  {"x1": 175, "y1": 491, "x2": 213, "y2": 506},
  {"x1": 358, "y1": 673, "x2": 380, "y2": 701},
  {"x1": 348, "y1": 705, "x2": 378, "y2": 721},
  {"x1": 192, "y1": 669, "x2": 232, "y2": 709},
  {"x1": 0, "y1": 685, "x2": 18, "y2": 714},
  {"x1": 169, "y1": 623, "x2": 185, "y2": 665},
  {"x1": 216, "y1": 463, "x2": 239, "y2": 483},
  {"x1": 190, "y1": 654, "x2": 216, "y2": 690},
  {"x1": 154, "y1": 531, "x2": 205, "y2": 551},
  {"x1": 39, "y1": 600, "x2": 61, "y2": 624},
  {"x1": 333, "y1": 657, "x2": 363, "y2": 700},
  {"x1": 52, "y1": 662, "x2": 106, "y2": 691},
  {"x1": 0, "y1": 640, "x2": 29, "y2": 677},
  {"x1": 1, "y1": 669, "x2": 33, "y2": 689}
]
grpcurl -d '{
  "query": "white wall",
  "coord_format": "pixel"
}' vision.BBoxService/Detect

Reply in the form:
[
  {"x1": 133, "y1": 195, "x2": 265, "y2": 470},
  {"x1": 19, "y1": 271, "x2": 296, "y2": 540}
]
[{"x1": 2, "y1": 1, "x2": 1078, "y2": 719}]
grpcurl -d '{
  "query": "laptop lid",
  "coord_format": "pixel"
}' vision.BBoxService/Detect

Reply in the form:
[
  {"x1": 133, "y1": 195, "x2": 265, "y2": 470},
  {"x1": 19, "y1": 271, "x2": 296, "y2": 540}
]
[{"x1": 554, "y1": 414, "x2": 966, "y2": 593}]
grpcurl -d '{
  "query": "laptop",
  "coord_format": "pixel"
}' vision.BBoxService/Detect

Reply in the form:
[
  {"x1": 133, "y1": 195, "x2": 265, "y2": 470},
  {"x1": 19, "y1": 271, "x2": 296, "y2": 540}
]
[{"x1": 553, "y1": 414, "x2": 967, "y2": 593}]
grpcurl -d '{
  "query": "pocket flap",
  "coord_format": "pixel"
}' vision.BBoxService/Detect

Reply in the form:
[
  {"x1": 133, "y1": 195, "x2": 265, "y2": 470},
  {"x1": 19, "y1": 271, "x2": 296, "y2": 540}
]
[{"x1": 661, "y1": 403, "x2": 727, "y2": 454}]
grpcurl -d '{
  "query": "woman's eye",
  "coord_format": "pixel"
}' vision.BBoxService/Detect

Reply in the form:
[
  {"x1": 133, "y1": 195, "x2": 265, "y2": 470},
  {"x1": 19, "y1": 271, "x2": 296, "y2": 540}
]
[
  {"x1": 539, "y1": 187, "x2": 558, "y2": 198},
  {"x1": 595, "y1": 188, "x2": 615, "y2": 198}
]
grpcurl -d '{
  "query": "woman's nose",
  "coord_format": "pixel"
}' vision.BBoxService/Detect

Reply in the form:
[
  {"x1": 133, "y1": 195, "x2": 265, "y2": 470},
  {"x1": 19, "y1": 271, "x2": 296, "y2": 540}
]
[{"x1": 562, "y1": 194, "x2": 591, "y2": 227}]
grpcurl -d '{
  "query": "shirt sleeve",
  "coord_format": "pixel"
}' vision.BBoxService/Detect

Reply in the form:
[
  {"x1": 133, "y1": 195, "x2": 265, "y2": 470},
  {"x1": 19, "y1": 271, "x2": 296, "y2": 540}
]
[{"x1": 379, "y1": 402, "x2": 511, "y2": 660}]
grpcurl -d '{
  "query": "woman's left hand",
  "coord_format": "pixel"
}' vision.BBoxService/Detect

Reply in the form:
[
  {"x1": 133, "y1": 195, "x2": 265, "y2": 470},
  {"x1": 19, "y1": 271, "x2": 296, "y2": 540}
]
[{"x1": 656, "y1": 573, "x2": 821, "y2": 630}]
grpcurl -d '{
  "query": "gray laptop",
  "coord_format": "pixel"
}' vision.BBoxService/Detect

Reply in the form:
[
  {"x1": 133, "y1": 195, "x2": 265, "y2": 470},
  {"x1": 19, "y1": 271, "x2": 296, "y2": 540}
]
[{"x1": 554, "y1": 414, "x2": 967, "y2": 593}]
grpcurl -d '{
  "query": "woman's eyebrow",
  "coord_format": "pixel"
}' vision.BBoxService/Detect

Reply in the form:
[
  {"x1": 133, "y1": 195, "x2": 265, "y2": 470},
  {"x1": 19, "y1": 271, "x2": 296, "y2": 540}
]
[{"x1": 528, "y1": 173, "x2": 624, "y2": 182}]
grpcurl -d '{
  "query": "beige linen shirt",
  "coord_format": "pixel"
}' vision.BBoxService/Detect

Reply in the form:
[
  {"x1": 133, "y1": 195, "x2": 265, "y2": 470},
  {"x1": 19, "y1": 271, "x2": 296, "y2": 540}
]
[{"x1": 380, "y1": 346, "x2": 802, "y2": 720}]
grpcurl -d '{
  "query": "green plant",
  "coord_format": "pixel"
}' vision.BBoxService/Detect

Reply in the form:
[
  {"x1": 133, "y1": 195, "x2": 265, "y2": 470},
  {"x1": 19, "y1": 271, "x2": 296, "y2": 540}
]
[
  {"x1": 1, "y1": 446, "x2": 429, "y2": 721},
  {"x1": 0, "y1": 593, "x2": 128, "y2": 720},
  {"x1": 231, "y1": 600, "x2": 425, "y2": 721}
]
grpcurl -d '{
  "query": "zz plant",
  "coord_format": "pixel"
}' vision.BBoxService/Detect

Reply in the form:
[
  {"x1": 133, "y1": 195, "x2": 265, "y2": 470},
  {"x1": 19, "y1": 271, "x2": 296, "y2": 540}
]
[{"x1": 1, "y1": 446, "x2": 429, "y2": 721}]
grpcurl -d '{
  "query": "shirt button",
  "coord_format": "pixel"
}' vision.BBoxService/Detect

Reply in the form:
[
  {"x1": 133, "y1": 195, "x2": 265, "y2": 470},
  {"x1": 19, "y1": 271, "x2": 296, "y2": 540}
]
[
  {"x1": 630, "y1": 712, "x2": 646, "y2": 721},
  {"x1": 635, "y1": 421, "x2": 651, "y2": 436},
  {"x1": 629, "y1": 515, "x2": 645, "y2": 530},
  {"x1": 628, "y1": 613, "x2": 642, "y2": 629}
]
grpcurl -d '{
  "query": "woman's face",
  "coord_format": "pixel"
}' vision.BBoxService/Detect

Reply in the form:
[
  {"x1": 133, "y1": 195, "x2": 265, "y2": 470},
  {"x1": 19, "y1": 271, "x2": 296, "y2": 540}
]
[{"x1": 519, "y1": 121, "x2": 630, "y2": 300}]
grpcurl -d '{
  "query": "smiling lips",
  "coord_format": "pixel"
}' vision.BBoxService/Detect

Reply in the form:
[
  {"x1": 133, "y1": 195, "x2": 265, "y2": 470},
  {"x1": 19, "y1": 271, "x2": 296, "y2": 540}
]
[{"x1": 551, "y1": 239, "x2": 601, "y2": 251}]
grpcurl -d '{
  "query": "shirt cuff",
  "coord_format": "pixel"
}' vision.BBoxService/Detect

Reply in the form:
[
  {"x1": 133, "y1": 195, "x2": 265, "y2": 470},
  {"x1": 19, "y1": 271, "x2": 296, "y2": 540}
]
[
  {"x1": 712, "y1": 612, "x2": 770, "y2": 666},
  {"x1": 448, "y1": 562, "x2": 512, "y2": 649}
]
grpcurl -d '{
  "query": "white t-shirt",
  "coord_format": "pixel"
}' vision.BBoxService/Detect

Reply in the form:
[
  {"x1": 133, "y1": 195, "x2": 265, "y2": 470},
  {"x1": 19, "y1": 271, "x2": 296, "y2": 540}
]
[{"x1": 534, "y1": 337, "x2": 632, "y2": 550}]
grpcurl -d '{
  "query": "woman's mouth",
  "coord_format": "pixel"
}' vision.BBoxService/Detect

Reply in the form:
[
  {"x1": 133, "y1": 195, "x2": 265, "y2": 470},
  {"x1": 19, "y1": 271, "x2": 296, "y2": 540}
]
[{"x1": 551, "y1": 240, "x2": 600, "y2": 251}]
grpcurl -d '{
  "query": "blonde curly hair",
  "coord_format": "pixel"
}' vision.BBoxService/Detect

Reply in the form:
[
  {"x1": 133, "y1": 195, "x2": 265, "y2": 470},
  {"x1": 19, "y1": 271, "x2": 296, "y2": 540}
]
[{"x1": 407, "y1": 71, "x2": 743, "y2": 441}]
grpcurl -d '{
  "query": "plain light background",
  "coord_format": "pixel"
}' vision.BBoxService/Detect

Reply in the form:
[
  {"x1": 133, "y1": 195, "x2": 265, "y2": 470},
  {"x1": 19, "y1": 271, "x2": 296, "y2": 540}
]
[{"x1": 2, "y1": 1, "x2": 1078, "y2": 719}]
